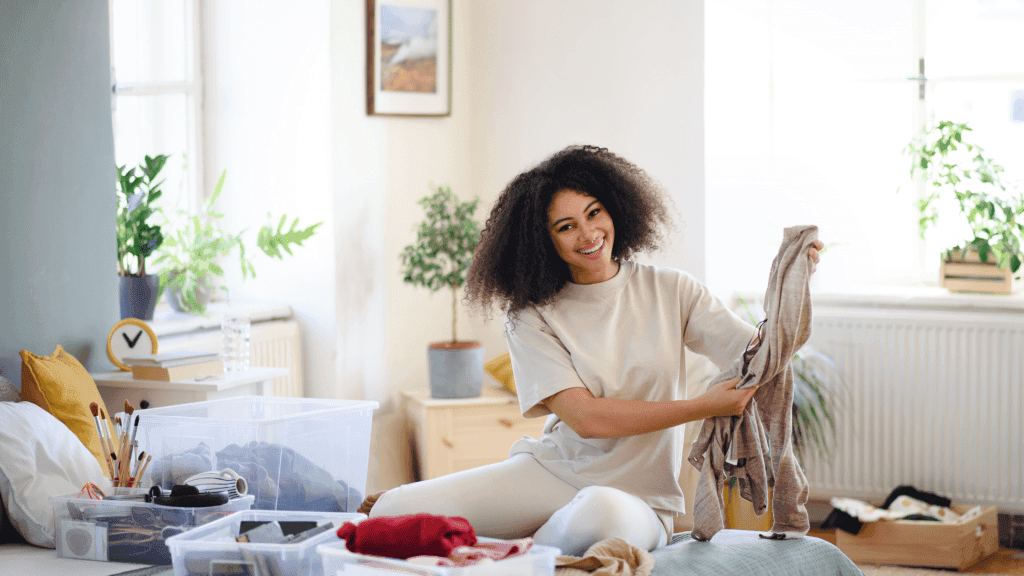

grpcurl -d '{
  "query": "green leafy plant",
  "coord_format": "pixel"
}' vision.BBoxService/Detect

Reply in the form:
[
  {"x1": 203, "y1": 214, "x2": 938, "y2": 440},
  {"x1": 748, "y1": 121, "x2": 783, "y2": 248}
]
[
  {"x1": 400, "y1": 185, "x2": 481, "y2": 343},
  {"x1": 116, "y1": 154, "x2": 169, "y2": 277},
  {"x1": 903, "y1": 120, "x2": 1023, "y2": 277},
  {"x1": 153, "y1": 170, "x2": 322, "y2": 314}
]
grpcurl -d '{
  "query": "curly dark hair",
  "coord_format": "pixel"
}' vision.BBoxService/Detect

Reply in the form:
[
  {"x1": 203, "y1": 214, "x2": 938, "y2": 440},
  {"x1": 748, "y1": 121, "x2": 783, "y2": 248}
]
[{"x1": 465, "y1": 145, "x2": 675, "y2": 318}]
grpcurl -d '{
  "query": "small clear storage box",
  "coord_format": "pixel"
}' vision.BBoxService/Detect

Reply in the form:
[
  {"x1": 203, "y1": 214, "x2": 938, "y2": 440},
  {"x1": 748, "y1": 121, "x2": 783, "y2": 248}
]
[
  {"x1": 317, "y1": 538, "x2": 559, "y2": 576},
  {"x1": 134, "y1": 396, "x2": 378, "y2": 513},
  {"x1": 51, "y1": 489, "x2": 254, "y2": 565},
  {"x1": 165, "y1": 509, "x2": 364, "y2": 576}
]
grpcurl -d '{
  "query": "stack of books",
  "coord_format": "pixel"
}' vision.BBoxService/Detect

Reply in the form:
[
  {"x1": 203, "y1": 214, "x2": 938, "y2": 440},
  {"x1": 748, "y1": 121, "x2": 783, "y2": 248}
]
[{"x1": 123, "y1": 350, "x2": 224, "y2": 381}]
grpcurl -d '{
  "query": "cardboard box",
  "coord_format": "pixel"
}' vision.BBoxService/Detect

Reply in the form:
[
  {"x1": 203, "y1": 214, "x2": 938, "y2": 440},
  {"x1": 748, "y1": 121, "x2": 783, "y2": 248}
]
[{"x1": 835, "y1": 505, "x2": 999, "y2": 571}]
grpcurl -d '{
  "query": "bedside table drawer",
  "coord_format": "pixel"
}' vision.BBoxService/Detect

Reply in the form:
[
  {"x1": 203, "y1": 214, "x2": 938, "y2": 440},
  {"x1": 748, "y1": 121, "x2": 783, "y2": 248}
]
[
  {"x1": 402, "y1": 387, "x2": 547, "y2": 480},
  {"x1": 450, "y1": 403, "x2": 543, "y2": 465}
]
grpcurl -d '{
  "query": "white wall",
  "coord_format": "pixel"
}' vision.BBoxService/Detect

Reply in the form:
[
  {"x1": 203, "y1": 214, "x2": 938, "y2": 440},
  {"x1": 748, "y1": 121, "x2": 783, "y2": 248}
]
[
  {"x1": 200, "y1": 1, "x2": 707, "y2": 416},
  {"x1": 202, "y1": 0, "x2": 342, "y2": 400},
  {"x1": 462, "y1": 0, "x2": 708, "y2": 361}
]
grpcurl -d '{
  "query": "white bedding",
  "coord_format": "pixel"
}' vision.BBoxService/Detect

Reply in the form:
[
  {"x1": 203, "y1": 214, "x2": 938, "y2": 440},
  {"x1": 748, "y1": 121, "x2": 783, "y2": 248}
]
[{"x1": 1, "y1": 543, "x2": 149, "y2": 576}]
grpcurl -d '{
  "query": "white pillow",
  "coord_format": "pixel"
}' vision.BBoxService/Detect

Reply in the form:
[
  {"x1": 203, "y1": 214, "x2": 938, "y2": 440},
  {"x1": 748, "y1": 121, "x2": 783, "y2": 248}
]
[{"x1": 0, "y1": 401, "x2": 112, "y2": 547}]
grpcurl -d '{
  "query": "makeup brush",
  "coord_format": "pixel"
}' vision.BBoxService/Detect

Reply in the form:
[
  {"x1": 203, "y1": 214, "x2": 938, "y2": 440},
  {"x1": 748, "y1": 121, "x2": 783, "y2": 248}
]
[
  {"x1": 128, "y1": 451, "x2": 146, "y2": 488},
  {"x1": 117, "y1": 401, "x2": 134, "y2": 482},
  {"x1": 100, "y1": 409, "x2": 117, "y2": 453},
  {"x1": 99, "y1": 409, "x2": 119, "y2": 477},
  {"x1": 135, "y1": 455, "x2": 153, "y2": 488},
  {"x1": 118, "y1": 433, "x2": 131, "y2": 486},
  {"x1": 128, "y1": 415, "x2": 140, "y2": 462},
  {"x1": 89, "y1": 403, "x2": 116, "y2": 480},
  {"x1": 110, "y1": 452, "x2": 120, "y2": 486},
  {"x1": 122, "y1": 401, "x2": 136, "y2": 463}
]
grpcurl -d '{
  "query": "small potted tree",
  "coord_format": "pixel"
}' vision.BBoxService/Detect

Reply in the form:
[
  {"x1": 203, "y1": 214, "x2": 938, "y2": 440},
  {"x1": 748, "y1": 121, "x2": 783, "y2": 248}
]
[
  {"x1": 400, "y1": 185, "x2": 483, "y2": 399},
  {"x1": 903, "y1": 121, "x2": 1023, "y2": 293},
  {"x1": 116, "y1": 154, "x2": 169, "y2": 320}
]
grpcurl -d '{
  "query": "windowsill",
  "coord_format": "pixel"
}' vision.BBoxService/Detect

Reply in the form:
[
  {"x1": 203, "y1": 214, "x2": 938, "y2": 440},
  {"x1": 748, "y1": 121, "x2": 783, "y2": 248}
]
[
  {"x1": 148, "y1": 301, "x2": 294, "y2": 337},
  {"x1": 738, "y1": 278, "x2": 1024, "y2": 314}
]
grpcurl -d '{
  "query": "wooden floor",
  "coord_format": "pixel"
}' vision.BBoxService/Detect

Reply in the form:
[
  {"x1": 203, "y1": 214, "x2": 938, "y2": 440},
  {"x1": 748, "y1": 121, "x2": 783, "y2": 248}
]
[{"x1": 808, "y1": 529, "x2": 1024, "y2": 575}]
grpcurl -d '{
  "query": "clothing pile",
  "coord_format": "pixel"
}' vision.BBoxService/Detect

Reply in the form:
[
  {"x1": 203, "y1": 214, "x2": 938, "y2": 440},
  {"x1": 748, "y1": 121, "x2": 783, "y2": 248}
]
[
  {"x1": 688, "y1": 225, "x2": 819, "y2": 541},
  {"x1": 821, "y1": 485, "x2": 981, "y2": 535},
  {"x1": 337, "y1": 514, "x2": 655, "y2": 575},
  {"x1": 337, "y1": 514, "x2": 531, "y2": 568},
  {"x1": 148, "y1": 441, "x2": 360, "y2": 512}
]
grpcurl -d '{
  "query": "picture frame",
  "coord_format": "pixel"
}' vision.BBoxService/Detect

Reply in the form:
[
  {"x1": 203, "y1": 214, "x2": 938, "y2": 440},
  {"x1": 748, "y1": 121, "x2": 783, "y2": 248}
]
[{"x1": 366, "y1": 0, "x2": 452, "y2": 116}]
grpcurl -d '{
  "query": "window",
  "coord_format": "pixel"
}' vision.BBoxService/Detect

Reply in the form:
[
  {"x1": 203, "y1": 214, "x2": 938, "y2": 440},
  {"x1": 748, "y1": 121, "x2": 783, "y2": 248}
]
[
  {"x1": 109, "y1": 0, "x2": 203, "y2": 215},
  {"x1": 705, "y1": 0, "x2": 1024, "y2": 296}
]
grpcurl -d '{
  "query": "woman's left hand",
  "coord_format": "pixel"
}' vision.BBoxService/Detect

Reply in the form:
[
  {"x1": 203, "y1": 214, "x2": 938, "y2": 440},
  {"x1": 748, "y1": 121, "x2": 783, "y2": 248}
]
[{"x1": 808, "y1": 240, "x2": 824, "y2": 264}]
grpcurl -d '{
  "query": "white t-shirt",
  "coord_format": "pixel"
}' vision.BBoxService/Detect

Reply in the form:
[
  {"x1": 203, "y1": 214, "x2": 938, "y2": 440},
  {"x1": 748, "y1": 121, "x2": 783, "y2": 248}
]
[{"x1": 506, "y1": 259, "x2": 756, "y2": 516}]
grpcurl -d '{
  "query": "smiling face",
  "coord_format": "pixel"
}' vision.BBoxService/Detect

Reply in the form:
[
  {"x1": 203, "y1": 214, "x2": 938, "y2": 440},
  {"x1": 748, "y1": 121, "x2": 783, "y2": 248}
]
[{"x1": 547, "y1": 189, "x2": 618, "y2": 284}]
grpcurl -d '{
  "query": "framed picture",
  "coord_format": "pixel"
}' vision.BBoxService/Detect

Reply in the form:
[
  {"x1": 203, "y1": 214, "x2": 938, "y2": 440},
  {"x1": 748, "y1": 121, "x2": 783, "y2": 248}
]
[{"x1": 366, "y1": 0, "x2": 452, "y2": 116}]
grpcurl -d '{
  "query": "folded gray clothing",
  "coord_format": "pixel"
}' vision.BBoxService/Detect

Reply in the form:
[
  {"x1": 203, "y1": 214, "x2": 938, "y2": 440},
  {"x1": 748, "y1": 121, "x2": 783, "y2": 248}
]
[
  {"x1": 149, "y1": 441, "x2": 360, "y2": 512},
  {"x1": 687, "y1": 225, "x2": 817, "y2": 542}
]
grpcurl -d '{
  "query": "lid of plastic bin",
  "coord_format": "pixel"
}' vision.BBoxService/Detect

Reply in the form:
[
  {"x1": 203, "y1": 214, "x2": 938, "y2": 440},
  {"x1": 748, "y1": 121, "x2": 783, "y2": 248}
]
[{"x1": 137, "y1": 396, "x2": 379, "y2": 424}]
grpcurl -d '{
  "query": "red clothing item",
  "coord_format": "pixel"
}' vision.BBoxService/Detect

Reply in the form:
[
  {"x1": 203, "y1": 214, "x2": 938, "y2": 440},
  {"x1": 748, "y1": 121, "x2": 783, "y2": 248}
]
[{"x1": 336, "y1": 514, "x2": 477, "y2": 560}]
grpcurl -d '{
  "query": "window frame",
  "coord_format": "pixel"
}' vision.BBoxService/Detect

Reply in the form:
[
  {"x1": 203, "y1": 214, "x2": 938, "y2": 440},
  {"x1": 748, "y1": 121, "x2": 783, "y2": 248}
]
[{"x1": 108, "y1": 0, "x2": 205, "y2": 215}]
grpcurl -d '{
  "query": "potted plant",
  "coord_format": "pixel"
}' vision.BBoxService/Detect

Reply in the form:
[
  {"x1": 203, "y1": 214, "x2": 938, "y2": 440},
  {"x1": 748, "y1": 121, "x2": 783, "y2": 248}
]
[
  {"x1": 116, "y1": 154, "x2": 169, "y2": 320},
  {"x1": 152, "y1": 170, "x2": 322, "y2": 314},
  {"x1": 400, "y1": 185, "x2": 483, "y2": 399},
  {"x1": 903, "y1": 120, "x2": 1024, "y2": 293}
]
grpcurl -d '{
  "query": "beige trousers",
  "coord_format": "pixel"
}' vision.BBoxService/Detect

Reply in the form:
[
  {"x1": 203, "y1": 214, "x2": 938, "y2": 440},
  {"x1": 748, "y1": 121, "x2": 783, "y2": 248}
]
[{"x1": 369, "y1": 453, "x2": 670, "y2": 556}]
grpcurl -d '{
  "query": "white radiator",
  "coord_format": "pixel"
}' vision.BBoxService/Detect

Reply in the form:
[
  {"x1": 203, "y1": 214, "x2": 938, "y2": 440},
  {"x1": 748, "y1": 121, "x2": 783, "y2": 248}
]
[
  {"x1": 803, "y1": 305, "x2": 1024, "y2": 512},
  {"x1": 157, "y1": 319, "x2": 304, "y2": 397}
]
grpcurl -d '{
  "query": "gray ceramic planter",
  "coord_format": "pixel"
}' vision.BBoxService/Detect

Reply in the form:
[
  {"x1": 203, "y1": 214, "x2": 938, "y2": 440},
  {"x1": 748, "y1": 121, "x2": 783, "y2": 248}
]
[
  {"x1": 118, "y1": 274, "x2": 160, "y2": 320},
  {"x1": 427, "y1": 342, "x2": 484, "y2": 399}
]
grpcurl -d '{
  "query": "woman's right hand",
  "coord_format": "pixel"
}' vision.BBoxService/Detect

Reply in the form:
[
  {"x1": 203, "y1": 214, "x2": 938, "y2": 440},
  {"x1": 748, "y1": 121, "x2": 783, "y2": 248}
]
[{"x1": 698, "y1": 376, "x2": 757, "y2": 417}]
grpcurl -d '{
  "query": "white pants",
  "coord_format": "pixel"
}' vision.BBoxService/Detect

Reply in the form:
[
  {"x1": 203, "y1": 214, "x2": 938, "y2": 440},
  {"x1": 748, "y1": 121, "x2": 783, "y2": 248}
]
[{"x1": 369, "y1": 453, "x2": 670, "y2": 556}]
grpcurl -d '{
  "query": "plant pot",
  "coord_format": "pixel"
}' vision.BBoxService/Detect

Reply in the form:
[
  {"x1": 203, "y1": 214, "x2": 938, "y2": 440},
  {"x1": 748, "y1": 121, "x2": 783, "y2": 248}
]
[
  {"x1": 165, "y1": 277, "x2": 213, "y2": 314},
  {"x1": 427, "y1": 341, "x2": 484, "y2": 399},
  {"x1": 118, "y1": 274, "x2": 160, "y2": 320},
  {"x1": 722, "y1": 481, "x2": 773, "y2": 531},
  {"x1": 939, "y1": 250, "x2": 1020, "y2": 294}
]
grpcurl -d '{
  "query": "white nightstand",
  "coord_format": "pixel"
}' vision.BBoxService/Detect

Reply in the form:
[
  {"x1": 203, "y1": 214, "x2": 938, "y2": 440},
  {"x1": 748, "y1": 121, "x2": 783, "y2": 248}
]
[{"x1": 91, "y1": 366, "x2": 289, "y2": 410}]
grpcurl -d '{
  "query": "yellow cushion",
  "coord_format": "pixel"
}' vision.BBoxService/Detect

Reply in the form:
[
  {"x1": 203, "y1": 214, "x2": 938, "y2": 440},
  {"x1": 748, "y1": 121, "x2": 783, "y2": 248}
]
[
  {"x1": 484, "y1": 352, "x2": 517, "y2": 395},
  {"x1": 20, "y1": 346, "x2": 113, "y2": 477}
]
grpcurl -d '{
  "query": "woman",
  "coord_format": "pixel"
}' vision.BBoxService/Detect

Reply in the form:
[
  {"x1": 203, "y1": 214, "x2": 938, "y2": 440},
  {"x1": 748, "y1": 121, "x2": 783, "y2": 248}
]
[{"x1": 368, "y1": 145, "x2": 822, "y2": 555}]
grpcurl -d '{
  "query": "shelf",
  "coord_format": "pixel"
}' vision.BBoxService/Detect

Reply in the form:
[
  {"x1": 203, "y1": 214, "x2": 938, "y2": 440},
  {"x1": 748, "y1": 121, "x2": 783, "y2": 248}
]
[{"x1": 92, "y1": 366, "x2": 289, "y2": 393}]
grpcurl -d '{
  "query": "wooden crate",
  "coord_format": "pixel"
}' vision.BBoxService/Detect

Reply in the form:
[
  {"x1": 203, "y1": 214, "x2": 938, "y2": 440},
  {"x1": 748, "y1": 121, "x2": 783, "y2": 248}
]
[
  {"x1": 835, "y1": 505, "x2": 999, "y2": 571},
  {"x1": 939, "y1": 253, "x2": 1020, "y2": 294}
]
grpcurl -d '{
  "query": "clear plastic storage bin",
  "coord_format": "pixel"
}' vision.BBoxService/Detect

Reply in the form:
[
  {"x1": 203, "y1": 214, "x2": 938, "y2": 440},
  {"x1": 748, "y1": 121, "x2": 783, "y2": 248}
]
[
  {"x1": 134, "y1": 396, "x2": 378, "y2": 512},
  {"x1": 51, "y1": 489, "x2": 254, "y2": 565},
  {"x1": 166, "y1": 509, "x2": 364, "y2": 576},
  {"x1": 317, "y1": 538, "x2": 559, "y2": 576}
]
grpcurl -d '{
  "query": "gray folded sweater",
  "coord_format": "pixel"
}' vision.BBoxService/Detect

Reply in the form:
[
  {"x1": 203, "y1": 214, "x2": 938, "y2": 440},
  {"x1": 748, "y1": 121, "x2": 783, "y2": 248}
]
[{"x1": 687, "y1": 225, "x2": 817, "y2": 541}]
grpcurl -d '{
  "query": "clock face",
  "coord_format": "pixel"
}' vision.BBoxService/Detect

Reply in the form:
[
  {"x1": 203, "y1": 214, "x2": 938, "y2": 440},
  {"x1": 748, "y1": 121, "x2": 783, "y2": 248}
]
[{"x1": 106, "y1": 319, "x2": 158, "y2": 371}]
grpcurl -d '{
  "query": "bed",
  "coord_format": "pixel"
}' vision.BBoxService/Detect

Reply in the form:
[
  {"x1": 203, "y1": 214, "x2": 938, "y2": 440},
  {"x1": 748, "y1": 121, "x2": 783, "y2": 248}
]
[{"x1": 652, "y1": 530, "x2": 863, "y2": 575}]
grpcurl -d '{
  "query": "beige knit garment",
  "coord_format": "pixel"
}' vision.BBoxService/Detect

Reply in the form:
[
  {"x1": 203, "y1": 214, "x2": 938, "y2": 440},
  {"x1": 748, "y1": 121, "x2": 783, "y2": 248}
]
[
  {"x1": 555, "y1": 537, "x2": 655, "y2": 576},
  {"x1": 686, "y1": 225, "x2": 817, "y2": 542}
]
